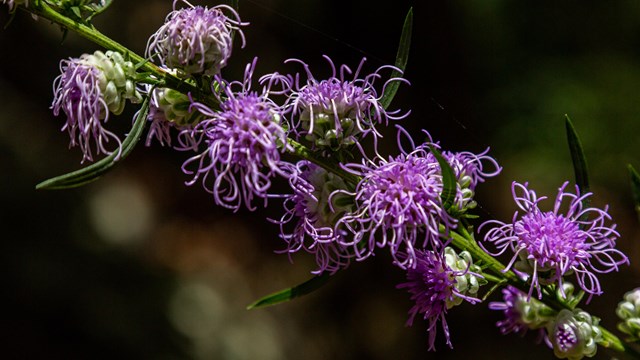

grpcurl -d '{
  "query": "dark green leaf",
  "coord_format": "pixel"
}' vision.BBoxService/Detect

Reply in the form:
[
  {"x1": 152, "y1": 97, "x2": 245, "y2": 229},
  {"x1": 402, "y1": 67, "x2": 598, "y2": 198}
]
[
  {"x1": 628, "y1": 164, "x2": 640, "y2": 222},
  {"x1": 380, "y1": 8, "x2": 412, "y2": 110},
  {"x1": 36, "y1": 96, "x2": 150, "y2": 190},
  {"x1": 564, "y1": 115, "x2": 591, "y2": 216},
  {"x1": 247, "y1": 273, "x2": 331, "y2": 309},
  {"x1": 430, "y1": 146, "x2": 457, "y2": 210},
  {"x1": 70, "y1": 6, "x2": 82, "y2": 19},
  {"x1": 565, "y1": 115, "x2": 590, "y2": 194}
]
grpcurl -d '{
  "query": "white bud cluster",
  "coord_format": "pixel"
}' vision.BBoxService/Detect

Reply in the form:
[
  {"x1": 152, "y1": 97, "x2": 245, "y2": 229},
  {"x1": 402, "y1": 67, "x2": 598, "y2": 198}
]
[{"x1": 81, "y1": 50, "x2": 142, "y2": 115}]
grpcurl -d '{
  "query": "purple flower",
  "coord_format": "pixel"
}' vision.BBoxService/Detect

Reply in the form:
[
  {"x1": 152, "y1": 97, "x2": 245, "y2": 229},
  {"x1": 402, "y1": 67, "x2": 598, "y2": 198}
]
[
  {"x1": 280, "y1": 55, "x2": 408, "y2": 152},
  {"x1": 488, "y1": 286, "x2": 552, "y2": 338},
  {"x1": 444, "y1": 148, "x2": 502, "y2": 191},
  {"x1": 52, "y1": 51, "x2": 142, "y2": 163},
  {"x1": 480, "y1": 181, "x2": 629, "y2": 300},
  {"x1": 147, "y1": 2, "x2": 246, "y2": 76},
  {"x1": 547, "y1": 309, "x2": 601, "y2": 359},
  {"x1": 336, "y1": 146, "x2": 452, "y2": 268},
  {"x1": 335, "y1": 130, "x2": 500, "y2": 268},
  {"x1": 181, "y1": 60, "x2": 290, "y2": 211},
  {"x1": 397, "y1": 248, "x2": 482, "y2": 351},
  {"x1": 273, "y1": 161, "x2": 355, "y2": 274}
]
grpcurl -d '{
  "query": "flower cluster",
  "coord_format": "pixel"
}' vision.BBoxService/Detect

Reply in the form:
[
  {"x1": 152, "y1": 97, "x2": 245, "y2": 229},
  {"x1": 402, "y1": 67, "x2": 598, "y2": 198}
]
[{"x1": 20, "y1": 1, "x2": 637, "y2": 358}]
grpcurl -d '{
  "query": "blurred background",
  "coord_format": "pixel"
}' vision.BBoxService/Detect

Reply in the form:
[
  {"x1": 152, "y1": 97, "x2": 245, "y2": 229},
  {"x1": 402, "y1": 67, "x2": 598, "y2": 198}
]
[{"x1": 1, "y1": 1, "x2": 640, "y2": 359}]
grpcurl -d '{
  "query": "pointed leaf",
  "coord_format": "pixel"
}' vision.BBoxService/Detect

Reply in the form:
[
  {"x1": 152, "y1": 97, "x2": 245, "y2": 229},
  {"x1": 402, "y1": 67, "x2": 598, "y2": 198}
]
[
  {"x1": 628, "y1": 164, "x2": 640, "y2": 223},
  {"x1": 430, "y1": 146, "x2": 457, "y2": 210},
  {"x1": 36, "y1": 96, "x2": 150, "y2": 190},
  {"x1": 247, "y1": 273, "x2": 331, "y2": 310},
  {"x1": 565, "y1": 115, "x2": 590, "y2": 194},
  {"x1": 565, "y1": 115, "x2": 591, "y2": 218},
  {"x1": 380, "y1": 8, "x2": 412, "y2": 110}
]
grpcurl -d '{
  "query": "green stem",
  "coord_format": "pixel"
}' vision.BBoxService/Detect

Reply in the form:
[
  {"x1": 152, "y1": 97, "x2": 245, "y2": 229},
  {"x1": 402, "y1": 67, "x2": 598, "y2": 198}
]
[{"x1": 24, "y1": 1, "x2": 218, "y2": 107}]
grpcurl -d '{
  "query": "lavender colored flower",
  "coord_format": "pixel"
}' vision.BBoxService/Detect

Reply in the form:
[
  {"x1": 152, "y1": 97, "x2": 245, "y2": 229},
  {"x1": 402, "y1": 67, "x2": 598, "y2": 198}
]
[
  {"x1": 273, "y1": 160, "x2": 355, "y2": 274},
  {"x1": 181, "y1": 60, "x2": 290, "y2": 211},
  {"x1": 147, "y1": 1, "x2": 246, "y2": 76},
  {"x1": 335, "y1": 134, "x2": 500, "y2": 268},
  {"x1": 397, "y1": 247, "x2": 482, "y2": 351},
  {"x1": 489, "y1": 285, "x2": 554, "y2": 338},
  {"x1": 547, "y1": 309, "x2": 602, "y2": 359},
  {"x1": 441, "y1": 148, "x2": 502, "y2": 212},
  {"x1": 52, "y1": 50, "x2": 142, "y2": 162},
  {"x1": 480, "y1": 181, "x2": 629, "y2": 300},
  {"x1": 282, "y1": 55, "x2": 408, "y2": 153},
  {"x1": 336, "y1": 146, "x2": 450, "y2": 268}
]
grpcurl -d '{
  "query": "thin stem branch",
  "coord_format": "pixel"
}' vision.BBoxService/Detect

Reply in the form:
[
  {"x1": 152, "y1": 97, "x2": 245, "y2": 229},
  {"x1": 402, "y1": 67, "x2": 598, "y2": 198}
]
[{"x1": 24, "y1": 1, "x2": 218, "y2": 107}]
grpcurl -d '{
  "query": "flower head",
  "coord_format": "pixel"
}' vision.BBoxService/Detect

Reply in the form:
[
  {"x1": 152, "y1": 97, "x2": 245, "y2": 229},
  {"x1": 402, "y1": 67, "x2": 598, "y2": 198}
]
[
  {"x1": 397, "y1": 247, "x2": 482, "y2": 351},
  {"x1": 616, "y1": 288, "x2": 640, "y2": 341},
  {"x1": 489, "y1": 285, "x2": 554, "y2": 337},
  {"x1": 274, "y1": 161, "x2": 355, "y2": 274},
  {"x1": 547, "y1": 309, "x2": 602, "y2": 359},
  {"x1": 52, "y1": 50, "x2": 142, "y2": 162},
  {"x1": 337, "y1": 146, "x2": 451, "y2": 268},
  {"x1": 145, "y1": 86, "x2": 204, "y2": 149},
  {"x1": 480, "y1": 181, "x2": 629, "y2": 300},
  {"x1": 335, "y1": 134, "x2": 499, "y2": 268},
  {"x1": 181, "y1": 60, "x2": 290, "y2": 211},
  {"x1": 281, "y1": 56, "x2": 407, "y2": 153},
  {"x1": 442, "y1": 148, "x2": 502, "y2": 210},
  {"x1": 147, "y1": 2, "x2": 246, "y2": 76}
]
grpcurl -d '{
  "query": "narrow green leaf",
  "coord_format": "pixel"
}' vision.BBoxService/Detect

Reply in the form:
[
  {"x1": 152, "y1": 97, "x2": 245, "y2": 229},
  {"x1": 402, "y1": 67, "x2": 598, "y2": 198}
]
[
  {"x1": 380, "y1": 8, "x2": 413, "y2": 110},
  {"x1": 247, "y1": 273, "x2": 331, "y2": 310},
  {"x1": 628, "y1": 164, "x2": 640, "y2": 223},
  {"x1": 36, "y1": 96, "x2": 150, "y2": 190},
  {"x1": 565, "y1": 115, "x2": 590, "y2": 194},
  {"x1": 430, "y1": 146, "x2": 457, "y2": 210},
  {"x1": 564, "y1": 115, "x2": 591, "y2": 217},
  {"x1": 70, "y1": 6, "x2": 82, "y2": 19}
]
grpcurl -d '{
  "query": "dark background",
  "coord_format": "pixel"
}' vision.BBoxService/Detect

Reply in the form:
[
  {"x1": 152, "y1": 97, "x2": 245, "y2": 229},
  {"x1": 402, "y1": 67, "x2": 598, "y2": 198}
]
[{"x1": 1, "y1": 1, "x2": 640, "y2": 359}]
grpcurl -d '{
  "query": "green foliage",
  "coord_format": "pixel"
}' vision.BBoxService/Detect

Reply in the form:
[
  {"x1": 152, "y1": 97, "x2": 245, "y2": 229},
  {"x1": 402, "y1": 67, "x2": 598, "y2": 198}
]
[
  {"x1": 380, "y1": 8, "x2": 412, "y2": 110},
  {"x1": 36, "y1": 96, "x2": 150, "y2": 190},
  {"x1": 247, "y1": 273, "x2": 331, "y2": 309},
  {"x1": 628, "y1": 164, "x2": 640, "y2": 223},
  {"x1": 430, "y1": 146, "x2": 457, "y2": 211}
]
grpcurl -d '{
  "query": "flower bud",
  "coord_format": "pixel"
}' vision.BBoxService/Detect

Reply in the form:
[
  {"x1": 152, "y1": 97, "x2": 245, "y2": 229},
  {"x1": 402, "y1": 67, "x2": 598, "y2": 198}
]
[
  {"x1": 547, "y1": 309, "x2": 602, "y2": 359},
  {"x1": 617, "y1": 288, "x2": 640, "y2": 341}
]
